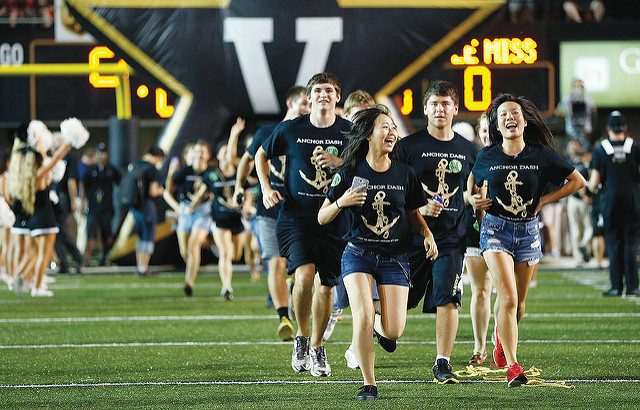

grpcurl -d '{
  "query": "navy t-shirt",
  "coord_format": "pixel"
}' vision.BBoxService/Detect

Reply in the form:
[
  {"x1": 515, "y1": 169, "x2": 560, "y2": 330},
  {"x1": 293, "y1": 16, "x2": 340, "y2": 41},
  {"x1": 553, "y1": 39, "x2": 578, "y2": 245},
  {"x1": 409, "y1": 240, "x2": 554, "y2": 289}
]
[
  {"x1": 172, "y1": 165, "x2": 211, "y2": 203},
  {"x1": 398, "y1": 130, "x2": 477, "y2": 250},
  {"x1": 262, "y1": 114, "x2": 351, "y2": 232},
  {"x1": 590, "y1": 138, "x2": 640, "y2": 228},
  {"x1": 205, "y1": 168, "x2": 242, "y2": 221},
  {"x1": 247, "y1": 123, "x2": 282, "y2": 219},
  {"x1": 327, "y1": 160, "x2": 426, "y2": 257},
  {"x1": 472, "y1": 144, "x2": 574, "y2": 222}
]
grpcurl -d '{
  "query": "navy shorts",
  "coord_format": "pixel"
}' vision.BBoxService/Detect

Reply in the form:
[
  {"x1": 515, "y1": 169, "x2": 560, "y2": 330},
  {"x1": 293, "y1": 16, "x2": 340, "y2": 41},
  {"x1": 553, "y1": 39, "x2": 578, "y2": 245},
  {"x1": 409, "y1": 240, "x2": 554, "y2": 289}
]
[
  {"x1": 341, "y1": 242, "x2": 411, "y2": 287},
  {"x1": 276, "y1": 216, "x2": 346, "y2": 287},
  {"x1": 87, "y1": 211, "x2": 113, "y2": 240},
  {"x1": 407, "y1": 245, "x2": 463, "y2": 313},
  {"x1": 480, "y1": 213, "x2": 542, "y2": 265}
]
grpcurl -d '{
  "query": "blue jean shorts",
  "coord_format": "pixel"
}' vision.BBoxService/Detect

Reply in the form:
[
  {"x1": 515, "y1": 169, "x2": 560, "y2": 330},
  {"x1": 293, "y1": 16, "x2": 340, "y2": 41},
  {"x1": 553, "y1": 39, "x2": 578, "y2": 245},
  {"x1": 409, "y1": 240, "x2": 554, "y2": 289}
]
[
  {"x1": 341, "y1": 243, "x2": 411, "y2": 287},
  {"x1": 177, "y1": 201, "x2": 212, "y2": 233},
  {"x1": 480, "y1": 213, "x2": 543, "y2": 265}
]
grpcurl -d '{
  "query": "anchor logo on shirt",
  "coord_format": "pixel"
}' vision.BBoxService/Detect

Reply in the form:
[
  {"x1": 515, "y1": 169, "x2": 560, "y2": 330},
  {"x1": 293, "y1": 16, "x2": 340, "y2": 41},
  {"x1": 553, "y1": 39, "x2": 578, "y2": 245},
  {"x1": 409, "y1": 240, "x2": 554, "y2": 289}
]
[
  {"x1": 218, "y1": 184, "x2": 235, "y2": 209},
  {"x1": 497, "y1": 170, "x2": 533, "y2": 217},
  {"x1": 299, "y1": 145, "x2": 331, "y2": 193},
  {"x1": 423, "y1": 158, "x2": 459, "y2": 207},
  {"x1": 270, "y1": 155, "x2": 287, "y2": 181},
  {"x1": 362, "y1": 191, "x2": 399, "y2": 239},
  {"x1": 186, "y1": 179, "x2": 203, "y2": 202}
]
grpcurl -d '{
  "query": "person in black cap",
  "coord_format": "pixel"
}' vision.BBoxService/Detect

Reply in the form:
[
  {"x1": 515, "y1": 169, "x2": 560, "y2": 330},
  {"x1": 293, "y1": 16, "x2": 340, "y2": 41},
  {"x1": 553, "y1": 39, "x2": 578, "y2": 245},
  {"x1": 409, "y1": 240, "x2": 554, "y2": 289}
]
[
  {"x1": 82, "y1": 143, "x2": 120, "y2": 266},
  {"x1": 589, "y1": 111, "x2": 640, "y2": 297}
]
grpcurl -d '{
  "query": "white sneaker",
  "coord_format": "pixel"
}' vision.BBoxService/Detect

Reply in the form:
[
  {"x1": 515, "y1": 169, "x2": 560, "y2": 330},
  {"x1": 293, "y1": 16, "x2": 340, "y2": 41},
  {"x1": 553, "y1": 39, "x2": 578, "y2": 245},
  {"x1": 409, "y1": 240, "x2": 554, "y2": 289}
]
[
  {"x1": 291, "y1": 336, "x2": 311, "y2": 372},
  {"x1": 344, "y1": 344, "x2": 359, "y2": 369},
  {"x1": 323, "y1": 308, "x2": 342, "y2": 341},
  {"x1": 31, "y1": 287, "x2": 54, "y2": 297},
  {"x1": 310, "y1": 345, "x2": 331, "y2": 377}
]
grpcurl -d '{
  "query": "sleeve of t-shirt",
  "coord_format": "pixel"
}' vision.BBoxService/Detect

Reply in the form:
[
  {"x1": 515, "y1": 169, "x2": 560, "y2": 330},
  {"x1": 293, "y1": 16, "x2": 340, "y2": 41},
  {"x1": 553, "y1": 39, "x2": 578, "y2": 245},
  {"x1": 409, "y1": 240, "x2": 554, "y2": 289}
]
[
  {"x1": 82, "y1": 166, "x2": 92, "y2": 188},
  {"x1": 544, "y1": 147, "x2": 575, "y2": 187},
  {"x1": 405, "y1": 167, "x2": 427, "y2": 210},
  {"x1": 172, "y1": 166, "x2": 189, "y2": 186},
  {"x1": 248, "y1": 126, "x2": 269, "y2": 157},
  {"x1": 397, "y1": 140, "x2": 411, "y2": 166},
  {"x1": 471, "y1": 148, "x2": 487, "y2": 186},
  {"x1": 261, "y1": 123, "x2": 286, "y2": 160},
  {"x1": 326, "y1": 169, "x2": 349, "y2": 204}
]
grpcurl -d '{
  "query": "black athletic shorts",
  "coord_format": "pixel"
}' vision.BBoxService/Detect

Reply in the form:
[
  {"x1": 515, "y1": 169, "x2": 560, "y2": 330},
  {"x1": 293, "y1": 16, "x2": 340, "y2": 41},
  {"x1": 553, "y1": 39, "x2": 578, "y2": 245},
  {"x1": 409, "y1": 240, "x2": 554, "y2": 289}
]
[
  {"x1": 276, "y1": 216, "x2": 346, "y2": 287},
  {"x1": 407, "y1": 245, "x2": 463, "y2": 313}
]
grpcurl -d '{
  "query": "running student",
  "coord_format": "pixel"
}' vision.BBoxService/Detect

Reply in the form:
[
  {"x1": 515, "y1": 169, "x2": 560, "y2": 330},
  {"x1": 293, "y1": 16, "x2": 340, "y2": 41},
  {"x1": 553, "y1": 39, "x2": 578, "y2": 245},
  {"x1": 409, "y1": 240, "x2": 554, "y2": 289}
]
[
  {"x1": 468, "y1": 93, "x2": 585, "y2": 387},
  {"x1": 233, "y1": 85, "x2": 311, "y2": 341},
  {"x1": 398, "y1": 80, "x2": 478, "y2": 384},
  {"x1": 256, "y1": 72, "x2": 350, "y2": 377},
  {"x1": 318, "y1": 106, "x2": 437, "y2": 400}
]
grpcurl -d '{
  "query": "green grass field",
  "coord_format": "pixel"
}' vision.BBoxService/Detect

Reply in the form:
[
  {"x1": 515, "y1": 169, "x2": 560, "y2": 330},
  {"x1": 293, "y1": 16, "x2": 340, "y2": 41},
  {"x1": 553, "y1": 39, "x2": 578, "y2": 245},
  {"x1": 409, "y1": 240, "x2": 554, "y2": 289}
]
[{"x1": 1, "y1": 263, "x2": 639, "y2": 408}]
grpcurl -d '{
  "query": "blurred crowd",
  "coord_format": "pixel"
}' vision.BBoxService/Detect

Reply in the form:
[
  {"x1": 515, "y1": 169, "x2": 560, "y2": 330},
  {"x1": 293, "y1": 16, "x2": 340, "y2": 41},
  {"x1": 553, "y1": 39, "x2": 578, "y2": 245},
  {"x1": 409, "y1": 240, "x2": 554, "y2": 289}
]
[{"x1": 0, "y1": 0, "x2": 53, "y2": 28}]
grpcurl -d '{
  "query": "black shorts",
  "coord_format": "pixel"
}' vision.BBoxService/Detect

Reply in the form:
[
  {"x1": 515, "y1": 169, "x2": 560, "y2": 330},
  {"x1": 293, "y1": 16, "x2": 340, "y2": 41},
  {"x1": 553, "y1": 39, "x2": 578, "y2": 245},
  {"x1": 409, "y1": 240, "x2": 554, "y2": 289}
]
[
  {"x1": 407, "y1": 245, "x2": 463, "y2": 313},
  {"x1": 276, "y1": 216, "x2": 346, "y2": 287},
  {"x1": 214, "y1": 213, "x2": 244, "y2": 235},
  {"x1": 86, "y1": 211, "x2": 113, "y2": 240},
  {"x1": 592, "y1": 211, "x2": 604, "y2": 237}
]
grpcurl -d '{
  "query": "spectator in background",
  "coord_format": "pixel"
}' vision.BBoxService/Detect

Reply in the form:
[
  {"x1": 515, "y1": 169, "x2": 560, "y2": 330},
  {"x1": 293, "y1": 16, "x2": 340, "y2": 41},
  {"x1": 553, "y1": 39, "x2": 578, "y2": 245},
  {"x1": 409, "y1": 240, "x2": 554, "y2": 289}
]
[
  {"x1": 508, "y1": 0, "x2": 535, "y2": 23},
  {"x1": 75, "y1": 148, "x2": 95, "y2": 254},
  {"x1": 589, "y1": 111, "x2": 639, "y2": 297},
  {"x1": 555, "y1": 79, "x2": 596, "y2": 150},
  {"x1": 563, "y1": 1, "x2": 605, "y2": 22},
  {"x1": 129, "y1": 146, "x2": 165, "y2": 276},
  {"x1": 565, "y1": 140, "x2": 592, "y2": 267},
  {"x1": 82, "y1": 143, "x2": 120, "y2": 266}
]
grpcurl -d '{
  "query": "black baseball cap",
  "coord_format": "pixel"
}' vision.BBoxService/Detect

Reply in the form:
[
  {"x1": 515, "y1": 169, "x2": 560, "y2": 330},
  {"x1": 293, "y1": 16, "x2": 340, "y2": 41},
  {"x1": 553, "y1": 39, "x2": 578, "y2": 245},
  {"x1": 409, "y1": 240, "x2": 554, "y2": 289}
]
[{"x1": 607, "y1": 111, "x2": 627, "y2": 132}]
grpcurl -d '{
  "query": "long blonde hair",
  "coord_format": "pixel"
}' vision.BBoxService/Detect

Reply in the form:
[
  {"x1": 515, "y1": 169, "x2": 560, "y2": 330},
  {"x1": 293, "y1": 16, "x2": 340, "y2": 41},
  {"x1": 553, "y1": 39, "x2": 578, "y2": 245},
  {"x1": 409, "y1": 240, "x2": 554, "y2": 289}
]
[{"x1": 8, "y1": 139, "x2": 38, "y2": 215}]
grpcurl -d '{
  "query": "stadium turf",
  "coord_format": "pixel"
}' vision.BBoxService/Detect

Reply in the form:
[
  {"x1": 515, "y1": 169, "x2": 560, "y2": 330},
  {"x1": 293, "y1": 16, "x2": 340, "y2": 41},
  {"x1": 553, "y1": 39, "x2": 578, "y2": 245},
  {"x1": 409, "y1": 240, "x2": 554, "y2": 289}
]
[{"x1": 1, "y1": 266, "x2": 639, "y2": 408}]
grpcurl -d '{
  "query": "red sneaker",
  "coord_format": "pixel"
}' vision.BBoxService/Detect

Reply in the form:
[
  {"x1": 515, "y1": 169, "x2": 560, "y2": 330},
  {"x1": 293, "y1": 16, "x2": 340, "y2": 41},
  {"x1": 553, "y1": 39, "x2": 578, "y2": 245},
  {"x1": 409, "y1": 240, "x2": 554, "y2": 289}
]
[
  {"x1": 492, "y1": 324, "x2": 507, "y2": 368},
  {"x1": 507, "y1": 362, "x2": 528, "y2": 387}
]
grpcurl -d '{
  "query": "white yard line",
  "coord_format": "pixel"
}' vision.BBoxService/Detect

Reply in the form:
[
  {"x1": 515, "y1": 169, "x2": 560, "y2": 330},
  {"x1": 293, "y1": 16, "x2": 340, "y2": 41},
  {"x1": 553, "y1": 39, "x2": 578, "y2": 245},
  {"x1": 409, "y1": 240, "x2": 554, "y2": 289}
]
[
  {"x1": 2, "y1": 339, "x2": 640, "y2": 349},
  {"x1": 1, "y1": 312, "x2": 639, "y2": 323},
  {"x1": 1, "y1": 379, "x2": 638, "y2": 389}
]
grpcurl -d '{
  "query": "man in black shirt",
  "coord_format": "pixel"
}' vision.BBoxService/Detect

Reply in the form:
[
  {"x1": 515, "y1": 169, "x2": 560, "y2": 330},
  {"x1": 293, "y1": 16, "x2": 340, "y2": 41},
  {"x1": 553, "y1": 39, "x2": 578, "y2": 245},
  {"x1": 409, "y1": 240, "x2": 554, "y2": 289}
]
[
  {"x1": 589, "y1": 111, "x2": 640, "y2": 296},
  {"x1": 256, "y1": 73, "x2": 349, "y2": 377},
  {"x1": 53, "y1": 151, "x2": 83, "y2": 273},
  {"x1": 398, "y1": 81, "x2": 477, "y2": 384},
  {"x1": 82, "y1": 143, "x2": 120, "y2": 266}
]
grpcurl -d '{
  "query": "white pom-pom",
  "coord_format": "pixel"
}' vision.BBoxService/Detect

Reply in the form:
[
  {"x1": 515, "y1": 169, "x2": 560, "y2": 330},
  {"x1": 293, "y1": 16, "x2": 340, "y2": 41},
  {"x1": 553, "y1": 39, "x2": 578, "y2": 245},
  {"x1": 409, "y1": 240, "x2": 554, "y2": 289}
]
[
  {"x1": 27, "y1": 120, "x2": 53, "y2": 152},
  {"x1": 49, "y1": 189, "x2": 60, "y2": 205},
  {"x1": 60, "y1": 117, "x2": 90, "y2": 149},
  {"x1": 51, "y1": 131, "x2": 65, "y2": 150},
  {"x1": 0, "y1": 196, "x2": 16, "y2": 228},
  {"x1": 43, "y1": 156, "x2": 67, "y2": 183}
]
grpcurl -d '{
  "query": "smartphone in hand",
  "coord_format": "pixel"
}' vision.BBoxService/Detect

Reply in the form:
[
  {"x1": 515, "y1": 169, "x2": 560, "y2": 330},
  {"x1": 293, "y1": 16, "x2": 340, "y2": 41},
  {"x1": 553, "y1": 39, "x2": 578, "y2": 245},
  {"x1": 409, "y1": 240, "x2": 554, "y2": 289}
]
[{"x1": 350, "y1": 176, "x2": 369, "y2": 191}]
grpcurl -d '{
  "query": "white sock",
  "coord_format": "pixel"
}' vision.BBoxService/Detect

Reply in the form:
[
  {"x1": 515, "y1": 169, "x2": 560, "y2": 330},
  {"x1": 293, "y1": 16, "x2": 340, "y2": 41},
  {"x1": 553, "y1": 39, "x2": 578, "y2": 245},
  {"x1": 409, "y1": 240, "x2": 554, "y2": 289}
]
[{"x1": 436, "y1": 355, "x2": 450, "y2": 364}]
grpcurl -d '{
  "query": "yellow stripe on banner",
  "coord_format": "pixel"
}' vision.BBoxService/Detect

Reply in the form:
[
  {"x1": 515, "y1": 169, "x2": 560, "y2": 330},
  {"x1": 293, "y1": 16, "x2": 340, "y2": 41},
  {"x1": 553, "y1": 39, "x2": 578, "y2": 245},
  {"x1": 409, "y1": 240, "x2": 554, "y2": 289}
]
[
  {"x1": 375, "y1": 2, "x2": 504, "y2": 101},
  {"x1": 337, "y1": 0, "x2": 505, "y2": 8},
  {"x1": 77, "y1": 0, "x2": 230, "y2": 8}
]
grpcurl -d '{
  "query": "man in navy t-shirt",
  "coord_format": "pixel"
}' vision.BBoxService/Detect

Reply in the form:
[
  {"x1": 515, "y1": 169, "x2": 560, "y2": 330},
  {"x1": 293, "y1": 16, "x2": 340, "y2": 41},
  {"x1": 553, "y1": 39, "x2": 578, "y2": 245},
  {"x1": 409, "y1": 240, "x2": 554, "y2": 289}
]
[
  {"x1": 256, "y1": 73, "x2": 349, "y2": 377},
  {"x1": 398, "y1": 81, "x2": 477, "y2": 384},
  {"x1": 233, "y1": 86, "x2": 310, "y2": 341}
]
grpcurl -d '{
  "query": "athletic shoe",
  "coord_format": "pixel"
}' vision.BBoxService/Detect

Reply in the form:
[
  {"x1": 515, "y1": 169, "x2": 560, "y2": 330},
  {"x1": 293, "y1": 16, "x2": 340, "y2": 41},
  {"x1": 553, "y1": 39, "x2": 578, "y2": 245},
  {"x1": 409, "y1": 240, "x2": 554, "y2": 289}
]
[
  {"x1": 184, "y1": 284, "x2": 193, "y2": 297},
  {"x1": 507, "y1": 362, "x2": 528, "y2": 387},
  {"x1": 432, "y1": 358, "x2": 459, "y2": 384},
  {"x1": 13, "y1": 276, "x2": 24, "y2": 295},
  {"x1": 43, "y1": 275, "x2": 56, "y2": 284},
  {"x1": 291, "y1": 336, "x2": 311, "y2": 372},
  {"x1": 492, "y1": 324, "x2": 507, "y2": 368},
  {"x1": 309, "y1": 345, "x2": 331, "y2": 377},
  {"x1": 323, "y1": 308, "x2": 342, "y2": 341},
  {"x1": 287, "y1": 278, "x2": 296, "y2": 321},
  {"x1": 344, "y1": 344, "x2": 359, "y2": 369},
  {"x1": 221, "y1": 287, "x2": 234, "y2": 301},
  {"x1": 468, "y1": 350, "x2": 487, "y2": 365},
  {"x1": 603, "y1": 288, "x2": 622, "y2": 296},
  {"x1": 277, "y1": 317, "x2": 294, "y2": 341},
  {"x1": 31, "y1": 287, "x2": 53, "y2": 297},
  {"x1": 356, "y1": 385, "x2": 378, "y2": 400},
  {"x1": 625, "y1": 289, "x2": 639, "y2": 297},
  {"x1": 373, "y1": 311, "x2": 396, "y2": 352}
]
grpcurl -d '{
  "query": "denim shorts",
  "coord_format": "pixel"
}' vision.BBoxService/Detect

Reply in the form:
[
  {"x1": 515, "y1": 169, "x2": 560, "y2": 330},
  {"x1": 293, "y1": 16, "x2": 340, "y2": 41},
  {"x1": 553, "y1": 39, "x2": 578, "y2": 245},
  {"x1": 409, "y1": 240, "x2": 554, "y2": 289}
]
[
  {"x1": 341, "y1": 243, "x2": 411, "y2": 287},
  {"x1": 480, "y1": 213, "x2": 543, "y2": 265},
  {"x1": 177, "y1": 201, "x2": 212, "y2": 233}
]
